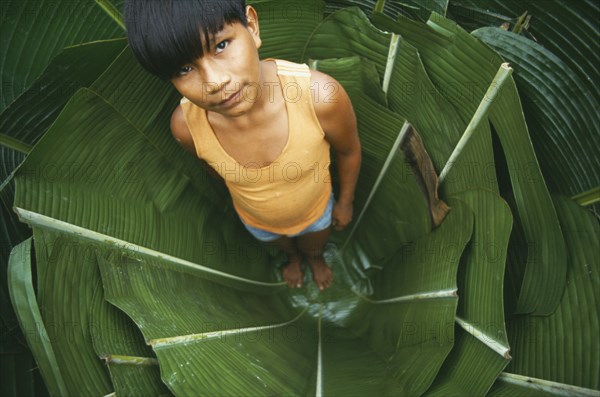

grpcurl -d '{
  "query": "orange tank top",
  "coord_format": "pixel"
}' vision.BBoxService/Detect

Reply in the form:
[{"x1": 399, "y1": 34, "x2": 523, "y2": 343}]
[{"x1": 180, "y1": 59, "x2": 332, "y2": 234}]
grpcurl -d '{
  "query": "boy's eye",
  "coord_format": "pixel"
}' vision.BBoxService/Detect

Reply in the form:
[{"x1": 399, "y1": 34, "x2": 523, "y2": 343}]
[
  {"x1": 177, "y1": 66, "x2": 192, "y2": 76},
  {"x1": 215, "y1": 40, "x2": 229, "y2": 53}
]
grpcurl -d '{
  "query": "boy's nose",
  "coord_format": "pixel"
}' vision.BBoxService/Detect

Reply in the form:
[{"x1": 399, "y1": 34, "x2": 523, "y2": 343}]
[{"x1": 202, "y1": 63, "x2": 231, "y2": 94}]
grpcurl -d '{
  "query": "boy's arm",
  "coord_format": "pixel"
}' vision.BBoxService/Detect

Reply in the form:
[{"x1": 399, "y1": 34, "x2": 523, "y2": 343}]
[
  {"x1": 170, "y1": 105, "x2": 196, "y2": 153},
  {"x1": 170, "y1": 105, "x2": 223, "y2": 181},
  {"x1": 311, "y1": 71, "x2": 362, "y2": 231}
]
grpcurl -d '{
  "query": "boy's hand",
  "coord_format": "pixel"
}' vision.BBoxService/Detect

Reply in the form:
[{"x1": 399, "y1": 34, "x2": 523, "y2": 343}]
[{"x1": 332, "y1": 201, "x2": 353, "y2": 231}]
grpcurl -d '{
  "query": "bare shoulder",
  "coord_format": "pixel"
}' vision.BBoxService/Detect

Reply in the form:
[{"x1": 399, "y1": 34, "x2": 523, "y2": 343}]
[
  {"x1": 170, "y1": 104, "x2": 196, "y2": 154},
  {"x1": 309, "y1": 69, "x2": 355, "y2": 133},
  {"x1": 309, "y1": 69, "x2": 341, "y2": 112}
]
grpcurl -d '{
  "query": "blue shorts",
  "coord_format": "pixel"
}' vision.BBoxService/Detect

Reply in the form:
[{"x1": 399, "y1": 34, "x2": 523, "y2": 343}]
[{"x1": 242, "y1": 193, "x2": 335, "y2": 242}]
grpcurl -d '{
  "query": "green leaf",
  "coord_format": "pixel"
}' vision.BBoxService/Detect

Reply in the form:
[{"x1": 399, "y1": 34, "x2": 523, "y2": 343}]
[
  {"x1": 324, "y1": 1, "x2": 404, "y2": 19},
  {"x1": 447, "y1": 0, "x2": 600, "y2": 105},
  {"x1": 90, "y1": 263, "x2": 172, "y2": 395},
  {"x1": 506, "y1": 196, "x2": 600, "y2": 390},
  {"x1": 0, "y1": 184, "x2": 36, "y2": 395},
  {"x1": 0, "y1": 0, "x2": 125, "y2": 111},
  {"x1": 425, "y1": 189, "x2": 512, "y2": 396},
  {"x1": 252, "y1": 0, "x2": 326, "y2": 62},
  {"x1": 356, "y1": 199, "x2": 473, "y2": 396},
  {"x1": 97, "y1": 252, "x2": 313, "y2": 395},
  {"x1": 7, "y1": 238, "x2": 69, "y2": 396},
  {"x1": 31, "y1": 229, "x2": 113, "y2": 395},
  {"x1": 324, "y1": 0, "x2": 447, "y2": 21},
  {"x1": 102, "y1": 358, "x2": 171, "y2": 396},
  {"x1": 397, "y1": 0, "x2": 449, "y2": 21},
  {"x1": 471, "y1": 27, "x2": 600, "y2": 198},
  {"x1": 304, "y1": 7, "x2": 391, "y2": 79},
  {"x1": 1, "y1": 41, "x2": 128, "y2": 382},
  {"x1": 0, "y1": 39, "x2": 127, "y2": 182}
]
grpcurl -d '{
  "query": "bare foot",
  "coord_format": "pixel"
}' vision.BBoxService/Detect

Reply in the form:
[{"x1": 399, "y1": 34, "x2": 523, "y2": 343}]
[
  {"x1": 281, "y1": 255, "x2": 303, "y2": 288},
  {"x1": 307, "y1": 256, "x2": 333, "y2": 290}
]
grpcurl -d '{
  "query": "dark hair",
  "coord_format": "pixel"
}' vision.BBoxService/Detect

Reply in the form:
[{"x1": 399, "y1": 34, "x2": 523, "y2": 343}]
[{"x1": 124, "y1": 0, "x2": 247, "y2": 80}]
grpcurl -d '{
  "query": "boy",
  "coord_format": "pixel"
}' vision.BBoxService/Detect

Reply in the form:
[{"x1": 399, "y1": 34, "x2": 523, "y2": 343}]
[{"x1": 125, "y1": 0, "x2": 361, "y2": 290}]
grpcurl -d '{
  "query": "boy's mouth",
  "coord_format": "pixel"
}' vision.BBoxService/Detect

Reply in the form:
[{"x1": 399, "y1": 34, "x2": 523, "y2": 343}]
[{"x1": 218, "y1": 86, "x2": 244, "y2": 108}]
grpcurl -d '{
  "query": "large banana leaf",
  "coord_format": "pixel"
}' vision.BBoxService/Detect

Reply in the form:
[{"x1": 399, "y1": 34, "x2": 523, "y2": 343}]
[
  {"x1": 424, "y1": 189, "x2": 512, "y2": 396},
  {"x1": 91, "y1": 262, "x2": 173, "y2": 396},
  {"x1": 0, "y1": 39, "x2": 126, "y2": 180},
  {"x1": 446, "y1": 0, "x2": 600, "y2": 208},
  {"x1": 323, "y1": 0, "x2": 448, "y2": 21},
  {"x1": 487, "y1": 196, "x2": 600, "y2": 396},
  {"x1": 0, "y1": 0, "x2": 125, "y2": 111},
  {"x1": 8, "y1": 229, "x2": 173, "y2": 396},
  {"x1": 470, "y1": 27, "x2": 599, "y2": 198},
  {"x1": 0, "y1": 4, "x2": 126, "y2": 363},
  {"x1": 7, "y1": 238, "x2": 67, "y2": 396},
  {"x1": 2, "y1": 0, "x2": 599, "y2": 395},
  {"x1": 30, "y1": 229, "x2": 113, "y2": 395},
  {"x1": 447, "y1": 0, "x2": 599, "y2": 104},
  {"x1": 506, "y1": 196, "x2": 599, "y2": 389}
]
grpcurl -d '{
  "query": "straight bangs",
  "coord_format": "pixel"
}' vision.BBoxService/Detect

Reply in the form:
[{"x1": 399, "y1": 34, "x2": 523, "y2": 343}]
[{"x1": 125, "y1": 0, "x2": 247, "y2": 80}]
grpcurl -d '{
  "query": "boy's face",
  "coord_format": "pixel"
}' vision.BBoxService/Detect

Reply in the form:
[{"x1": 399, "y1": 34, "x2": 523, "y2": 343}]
[{"x1": 170, "y1": 6, "x2": 263, "y2": 117}]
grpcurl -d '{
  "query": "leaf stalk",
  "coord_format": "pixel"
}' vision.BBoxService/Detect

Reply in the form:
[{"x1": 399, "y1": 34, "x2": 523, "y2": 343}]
[
  {"x1": 499, "y1": 373, "x2": 600, "y2": 396},
  {"x1": 571, "y1": 186, "x2": 600, "y2": 207},
  {"x1": 102, "y1": 354, "x2": 158, "y2": 366},
  {"x1": 95, "y1": 0, "x2": 125, "y2": 30},
  {"x1": 439, "y1": 63, "x2": 513, "y2": 183},
  {"x1": 0, "y1": 133, "x2": 32, "y2": 154}
]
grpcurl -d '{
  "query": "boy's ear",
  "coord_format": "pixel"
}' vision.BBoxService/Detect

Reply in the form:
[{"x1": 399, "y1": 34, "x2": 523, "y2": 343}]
[{"x1": 246, "y1": 5, "x2": 262, "y2": 49}]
